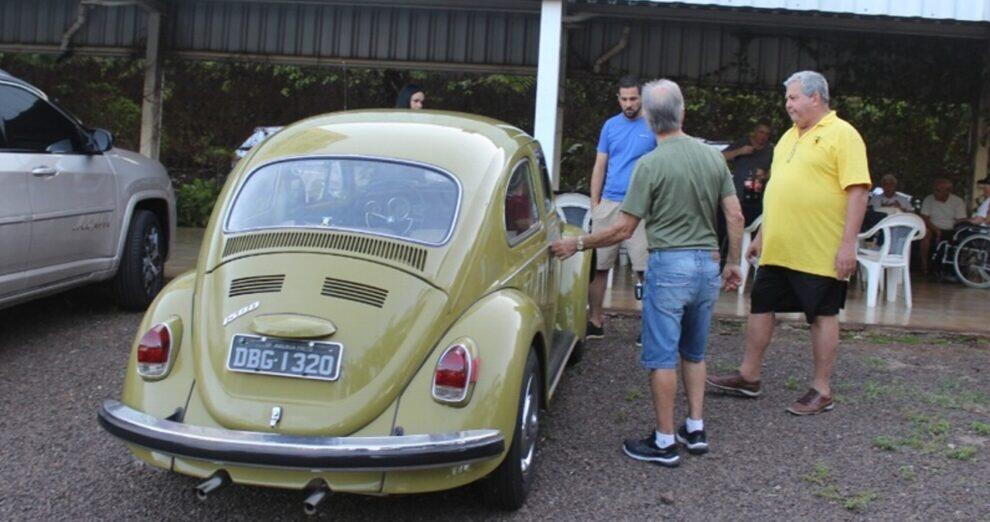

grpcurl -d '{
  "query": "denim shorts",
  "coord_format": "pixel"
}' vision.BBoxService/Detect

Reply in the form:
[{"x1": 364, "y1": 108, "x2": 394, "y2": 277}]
[{"x1": 641, "y1": 249, "x2": 722, "y2": 370}]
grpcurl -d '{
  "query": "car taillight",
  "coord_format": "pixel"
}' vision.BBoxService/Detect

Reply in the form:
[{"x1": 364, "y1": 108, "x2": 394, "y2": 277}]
[
  {"x1": 432, "y1": 344, "x2": 478, "y2": 404},
  {"x1": 137, "y1": 323, "x2": 171, "y2": 377}
]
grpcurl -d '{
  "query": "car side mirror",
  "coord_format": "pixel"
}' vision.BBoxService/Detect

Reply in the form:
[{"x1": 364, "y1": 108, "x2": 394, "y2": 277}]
[{"x1": 90, "y1": 128, "x2": 114, "y2": 153}]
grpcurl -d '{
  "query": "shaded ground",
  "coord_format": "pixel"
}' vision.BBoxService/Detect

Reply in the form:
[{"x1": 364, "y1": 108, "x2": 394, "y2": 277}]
[{"x1": 1, "y1": 290, "x2": 988, "y2": 520}]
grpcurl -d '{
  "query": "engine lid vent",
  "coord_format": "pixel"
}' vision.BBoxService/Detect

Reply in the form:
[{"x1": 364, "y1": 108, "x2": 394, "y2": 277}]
[
  {"x1": 322, "y1": 277, "x2": 388, "y2": 308},
  {"x1": 229, "y1": 275, "x2": 285, "y2": 297},
  {"x1": 223, "y1": 231, "x2": 427, "y2": 272}
]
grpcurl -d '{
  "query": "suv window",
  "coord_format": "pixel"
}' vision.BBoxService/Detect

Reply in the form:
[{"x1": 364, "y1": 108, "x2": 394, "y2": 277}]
[
  {"x1": 0, "y1": 84, "x2": 84, "y2": 153},
  {"x1": 504, "y1": 161, "x2": 539, "y2": 244}
]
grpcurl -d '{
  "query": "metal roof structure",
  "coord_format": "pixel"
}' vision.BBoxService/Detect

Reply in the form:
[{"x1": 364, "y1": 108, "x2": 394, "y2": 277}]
[{"x1": 0, "y1": 0, "x2": 988, "y2": 192}]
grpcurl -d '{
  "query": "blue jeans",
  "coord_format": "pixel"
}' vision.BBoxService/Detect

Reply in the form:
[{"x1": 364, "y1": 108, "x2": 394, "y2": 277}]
[{"x1": 641, "y1": 249, "x2": 721, "y2": 370}]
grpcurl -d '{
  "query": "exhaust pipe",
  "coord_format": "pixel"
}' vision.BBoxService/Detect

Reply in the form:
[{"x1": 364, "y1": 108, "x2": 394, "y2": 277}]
[
  {"x1": 303, "y1": 484, "x2": 330, "y2": 516},
  {"x1": 194, "y1": 471, "x2": 230, "y2": 501}
]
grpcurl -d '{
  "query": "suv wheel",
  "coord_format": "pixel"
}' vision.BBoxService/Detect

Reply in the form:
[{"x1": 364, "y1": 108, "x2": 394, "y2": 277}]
[{"x1": 110, "y1": 210, "x2": 164, "y2": 310}]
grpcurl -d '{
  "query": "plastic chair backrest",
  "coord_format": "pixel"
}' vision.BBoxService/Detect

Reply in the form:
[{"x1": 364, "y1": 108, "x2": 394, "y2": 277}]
[
  {"x1": 555, "y1": 192, "x2": 593, "y2": 232},
  {"x1": 744, "y1": 214, "x2": 763, "y2": 233},
  {"x1": 860, "y1": 213, "x2": 925, "y2": 261}
]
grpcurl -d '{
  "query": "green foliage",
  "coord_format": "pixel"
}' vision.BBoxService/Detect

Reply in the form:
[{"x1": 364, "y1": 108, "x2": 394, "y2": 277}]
[
  {"x1": 971, "y1": 421, "x2": 990, "y2": 435},
  {"x1": 872, "y1": 436, "x2": 898, "y2": 451},
  {"x1": 947, "y1": 446, "x2": 977, "y2": 461},
  {"x1": 176, "y1": 179, "x2": 222, "y2": 227}
]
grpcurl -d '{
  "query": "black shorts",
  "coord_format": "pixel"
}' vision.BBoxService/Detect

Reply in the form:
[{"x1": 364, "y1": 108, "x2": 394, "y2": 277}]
[{"x1": 750, "y1": 265, "x2": 847, "y2": 324}]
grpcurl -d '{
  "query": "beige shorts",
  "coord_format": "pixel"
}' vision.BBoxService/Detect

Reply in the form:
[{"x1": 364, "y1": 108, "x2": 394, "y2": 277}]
[{"x1": 590, "y1": 198, "x2": 648, "y2": 272}]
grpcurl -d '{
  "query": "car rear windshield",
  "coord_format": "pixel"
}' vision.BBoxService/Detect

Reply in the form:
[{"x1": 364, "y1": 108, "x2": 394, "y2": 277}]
[{"x1": 226, "y1": 157, "x2": 460, "y2": 245}]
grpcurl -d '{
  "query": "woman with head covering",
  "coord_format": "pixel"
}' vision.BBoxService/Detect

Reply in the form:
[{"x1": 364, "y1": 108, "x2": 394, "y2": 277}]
[{"x1": 395, "y1": 84, "x2": 426, "y2": 109}]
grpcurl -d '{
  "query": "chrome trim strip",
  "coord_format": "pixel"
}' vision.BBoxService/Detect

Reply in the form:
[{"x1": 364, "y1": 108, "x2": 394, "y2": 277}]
[
  {"x1": 222, "y1": 154, "x2": 463, "y2": 248},
  {"x1": 547, "y1": 335, "x2": 579, "y2": 401},
  {"x1": 98, "y1": 400, "x2": 504, "y2": 471},
  {"x1": 30, "y1": 208, "x2": 114, "y2": 222}
]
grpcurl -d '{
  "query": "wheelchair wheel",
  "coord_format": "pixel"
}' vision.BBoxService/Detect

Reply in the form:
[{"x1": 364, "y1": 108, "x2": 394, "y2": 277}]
[{"x1": 953, "y1": 234, "x2": 990, "y2": 289}]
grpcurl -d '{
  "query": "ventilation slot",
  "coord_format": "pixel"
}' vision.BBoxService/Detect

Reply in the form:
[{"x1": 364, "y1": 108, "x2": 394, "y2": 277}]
[
  {"x1": 229, "y1": 275, "x2": 285, "y2": 297},
  {"x1": 223, "y1": 231, "x2": 427, "y2": 272},
  {"x1": 322, "y1": 277, "x2": 389, "y2": 308}
]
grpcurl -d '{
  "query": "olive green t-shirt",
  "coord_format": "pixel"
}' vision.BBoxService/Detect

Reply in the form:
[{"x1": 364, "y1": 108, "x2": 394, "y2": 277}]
[{"x1": 620, "y1": 135, "x2": 735, "y2": 250}]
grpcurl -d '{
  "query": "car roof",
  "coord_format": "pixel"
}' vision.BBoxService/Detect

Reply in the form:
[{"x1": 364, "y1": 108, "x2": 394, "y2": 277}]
[
  {"x1": 241, "y1": 109, "x2": 534, "y2": 189},
  {"x1": 0, "y1": 69, "x2": 47, "y2": 99}
]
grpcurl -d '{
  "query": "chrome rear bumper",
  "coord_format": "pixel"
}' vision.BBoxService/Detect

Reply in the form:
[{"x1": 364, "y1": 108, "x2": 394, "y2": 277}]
[{"x1": 98, "y1": 400, "x2": 504, "y2": 471}]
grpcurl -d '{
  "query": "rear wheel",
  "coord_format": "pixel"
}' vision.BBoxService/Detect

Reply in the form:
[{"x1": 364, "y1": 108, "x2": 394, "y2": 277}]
[
  {"x1": 953, "y1": 234, "x2": 990, "y2": 289},
  {"x1": 482, "y1": 349, "x2": 540, "y2": 511},
  {"x1": 110, "y1": 210, "x2": 165, "y2": 310}
]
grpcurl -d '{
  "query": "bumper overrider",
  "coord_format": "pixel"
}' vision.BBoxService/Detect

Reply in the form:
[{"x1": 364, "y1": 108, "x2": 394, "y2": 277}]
[{"x1": 98, "y1": 400, "x2": 504, "y2": 470}]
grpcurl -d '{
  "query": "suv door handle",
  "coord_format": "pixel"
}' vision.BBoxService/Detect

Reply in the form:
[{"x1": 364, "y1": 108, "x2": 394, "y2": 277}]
[{"x1": 31, "y1": 166, "x2": 59, "y2": 177}]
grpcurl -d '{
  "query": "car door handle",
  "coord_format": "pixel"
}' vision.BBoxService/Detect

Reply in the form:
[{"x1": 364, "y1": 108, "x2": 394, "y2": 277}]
[{"x1": 31, "y1": 166, "x2": 59, "y2": 177}]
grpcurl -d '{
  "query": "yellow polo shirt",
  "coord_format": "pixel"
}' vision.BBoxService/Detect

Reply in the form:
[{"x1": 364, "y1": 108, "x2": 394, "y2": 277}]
[{"x1": 761, "y1": 111, "x2": 871, "y2": 278}]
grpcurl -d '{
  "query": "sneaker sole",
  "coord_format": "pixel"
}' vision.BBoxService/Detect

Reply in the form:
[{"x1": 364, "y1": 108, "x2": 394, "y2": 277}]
[
  {"x1": 706, "y1": 380, "x2": 762, "y2": 398},
  {"x1": 621, "y1": 446, "x2": 680, "y2": 467},
  {"x1": 675, "y1": 433, "x2": 709, "y2": 455},
  {"x1": 786, "y1": 402, "x2": 835, "y2": 416},
  {"x1": 586, "y1": 333, "x2": 605, "y2": 340}
]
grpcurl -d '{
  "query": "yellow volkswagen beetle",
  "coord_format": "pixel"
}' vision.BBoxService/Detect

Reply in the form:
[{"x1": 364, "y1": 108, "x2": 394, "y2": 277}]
[{"x1": 98, "y1": 110, "x2": 593, "y2": 513}]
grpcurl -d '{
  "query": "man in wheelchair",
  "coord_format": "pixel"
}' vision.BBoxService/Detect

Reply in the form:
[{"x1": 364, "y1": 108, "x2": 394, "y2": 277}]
[{"x1": 931, "y1": 177, "x2": 990, "y2": 288}]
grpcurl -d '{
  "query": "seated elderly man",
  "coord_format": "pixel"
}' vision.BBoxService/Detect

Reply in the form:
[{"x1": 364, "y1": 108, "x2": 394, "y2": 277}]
[
  {"x1": 967, "y1": 177, "x2": 990, "y2": 226},
  {"x1": 869, "y1": 174, "x2": 912, "y2": 214},
  {"x1": 920, "y1": 178, "x2": 968, "y2": 275}
]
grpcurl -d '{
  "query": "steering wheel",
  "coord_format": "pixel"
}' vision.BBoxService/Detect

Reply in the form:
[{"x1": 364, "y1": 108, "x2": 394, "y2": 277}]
[{"x1": 364, "y1": 196, "x2": 416, "y2": 235}]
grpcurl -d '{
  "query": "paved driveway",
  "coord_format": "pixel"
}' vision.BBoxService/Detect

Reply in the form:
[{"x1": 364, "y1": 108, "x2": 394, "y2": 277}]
[{"x1": 1, "y1": 290, "x2": 988, "y2": 520}]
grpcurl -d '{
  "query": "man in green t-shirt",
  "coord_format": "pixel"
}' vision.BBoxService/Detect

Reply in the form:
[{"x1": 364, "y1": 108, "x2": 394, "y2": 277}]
[{"x1": 552, "y1": 79, "x2": 744, "y2": 468}]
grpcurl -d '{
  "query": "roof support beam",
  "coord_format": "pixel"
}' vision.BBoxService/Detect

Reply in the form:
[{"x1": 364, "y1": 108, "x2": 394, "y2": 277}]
[
  {"x1": 139, "y1": 9, "x2": 163, "y2": 159},
  {"x1": 534, "y1": 0, "x2": 565, "y2": 187},
  {"x1": 972, "y1": 49, "x2": 990, "y2": 208}
]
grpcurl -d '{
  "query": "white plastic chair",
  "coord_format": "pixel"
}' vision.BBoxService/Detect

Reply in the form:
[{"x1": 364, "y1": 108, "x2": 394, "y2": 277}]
[
  {"x1": 856, "y1": 213, "x2": 925, "y2": 308},
  {"x1": 554, "y1": 193, "x2": 622, "y2": 288},
  {"x1": 738, "y1": 215, "x2": 762, "y2": 295}
]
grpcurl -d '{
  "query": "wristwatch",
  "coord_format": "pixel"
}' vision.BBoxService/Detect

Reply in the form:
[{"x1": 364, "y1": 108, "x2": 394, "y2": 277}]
[{"x1": 576, "y1": 235, "x2": 585, "y2": 251}]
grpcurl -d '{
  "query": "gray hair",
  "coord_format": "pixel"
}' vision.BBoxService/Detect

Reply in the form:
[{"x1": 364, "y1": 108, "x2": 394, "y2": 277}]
[
  {"x1": 642, "y1": 79, "x2": 684, "y2": 134},
  {"x1": 784, "y1": 71, "x2": 830, "y2": 105}
]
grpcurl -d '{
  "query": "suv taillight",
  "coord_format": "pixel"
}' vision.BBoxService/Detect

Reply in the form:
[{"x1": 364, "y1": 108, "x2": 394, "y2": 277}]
[
  {"x1": 432, "y1": 344, "x2": 478, "y2": 404},
  {"x1": 137, "y1": 323, "x2": 171, "y2": 377}
]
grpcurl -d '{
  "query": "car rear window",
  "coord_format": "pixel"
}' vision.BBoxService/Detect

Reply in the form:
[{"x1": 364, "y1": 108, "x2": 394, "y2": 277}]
[{"x1": 226, "y1": 158, "x2": 460, "y2": 245}]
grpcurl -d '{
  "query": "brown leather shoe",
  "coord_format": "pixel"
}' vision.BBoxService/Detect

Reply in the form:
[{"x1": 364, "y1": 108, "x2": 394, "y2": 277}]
[
  {"x1": 706, "y1": 371, "x2": 762, "y2": 397},
  {"x1": 787, "y1": 388, "x2": 834, "y2": 415}
]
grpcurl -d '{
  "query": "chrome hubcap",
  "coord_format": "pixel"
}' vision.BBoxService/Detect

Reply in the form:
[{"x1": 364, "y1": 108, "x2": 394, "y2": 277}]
[
  {"x1": 142, "y1": 226, "x2": 162, "y2": 294},
  {"x1": 519, "y1": 374, "x2": 539, "y2": 474}
]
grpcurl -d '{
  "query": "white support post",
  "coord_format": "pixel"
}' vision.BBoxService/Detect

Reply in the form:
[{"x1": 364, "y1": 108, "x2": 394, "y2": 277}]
[
  {"x1": 139, "y1": 10, "x2": 163, "y2": 160},
  {"x1": 534, "y1": 0, "x2": 565, "y2": 189},
  {"x1": 972, "y1": 72, "x2": 989, "y2": 208}
]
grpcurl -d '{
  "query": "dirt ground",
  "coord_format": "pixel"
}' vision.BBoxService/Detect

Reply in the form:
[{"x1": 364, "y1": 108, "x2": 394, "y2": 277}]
[{"x1": 1, "y1": 291, "x2": 987, "y2": 520}]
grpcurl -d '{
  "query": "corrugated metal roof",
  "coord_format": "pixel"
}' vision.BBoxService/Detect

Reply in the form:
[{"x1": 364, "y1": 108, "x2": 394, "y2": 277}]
[{"x1": 590, "y1": 0, "x2": 990, "y2": 23}]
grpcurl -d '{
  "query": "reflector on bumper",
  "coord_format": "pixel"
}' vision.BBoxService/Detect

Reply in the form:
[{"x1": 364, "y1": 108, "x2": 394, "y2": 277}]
[{"x1": 98, "y1": 400, "x2": 504, "y2": 470}]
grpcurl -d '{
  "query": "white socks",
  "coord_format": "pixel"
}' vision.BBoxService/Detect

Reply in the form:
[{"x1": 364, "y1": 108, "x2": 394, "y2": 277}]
[
  {"x1": 654, "y1": 431, "x2": 675, "y2": 448},
  {"x1": 686, "y1": 417, "x2": 704, "y2": 433}
]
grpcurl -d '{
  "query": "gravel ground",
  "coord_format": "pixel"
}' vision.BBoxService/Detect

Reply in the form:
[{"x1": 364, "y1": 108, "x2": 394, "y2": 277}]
[{"x1": 1, "y1": 290, "x2": 988, "y2": 521}]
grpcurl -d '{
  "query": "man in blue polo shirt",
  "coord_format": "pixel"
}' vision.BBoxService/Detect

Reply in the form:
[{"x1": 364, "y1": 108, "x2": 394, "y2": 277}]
[{"x1": 588, "y1": 76, "x2": 657, "y2": 342}]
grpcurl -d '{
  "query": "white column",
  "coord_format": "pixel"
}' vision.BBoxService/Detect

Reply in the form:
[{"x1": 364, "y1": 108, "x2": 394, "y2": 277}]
[
  {"x1": 139, "y1": 11, "x2": 163, "y2": 160},
  {"x1": 972, "y1": 76, "x2": 989, "y2": 208},
  {"x1": 534, "y1": 0, "x2": 565, "y2": 188}
]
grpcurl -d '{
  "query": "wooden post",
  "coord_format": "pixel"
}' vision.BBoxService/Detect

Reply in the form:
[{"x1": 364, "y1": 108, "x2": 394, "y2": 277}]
[
  {"x1": 534, "y1": 0, "x2": 565, "y2": 189},
  {"x1": 139, "y1": 10, "x2": 163, "y2": 160}
]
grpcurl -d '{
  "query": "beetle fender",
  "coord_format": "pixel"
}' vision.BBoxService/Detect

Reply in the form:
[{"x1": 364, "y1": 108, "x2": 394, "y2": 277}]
[{"x1": 381, "y1": 288, "x2": 545, "y2": 494}]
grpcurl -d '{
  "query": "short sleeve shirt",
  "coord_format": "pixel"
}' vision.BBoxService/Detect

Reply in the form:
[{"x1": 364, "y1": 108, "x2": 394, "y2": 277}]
[
  {"x1": 760, "y1": 111, "x2": 871, "y2": 279},
  {"x1": 726, "y1": 138, "x2": 774, "y2": 196},
  {"x1": 621, "y1": 136, "x2": 735, "y2": 250},
  {"x1": 921, "y1": 194, "x2": 967, "y2": 230},
  {"x1": 597, "y1": 114, "x2": 657, "y2": 202},
  {"x1": 976, "y1": 198, "x2": 989, "y2": 219}
]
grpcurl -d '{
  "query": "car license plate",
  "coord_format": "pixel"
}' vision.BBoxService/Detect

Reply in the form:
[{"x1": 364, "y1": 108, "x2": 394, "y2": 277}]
[{"x1": 227, "y1": 334, "x2": 342, "y2": 382}]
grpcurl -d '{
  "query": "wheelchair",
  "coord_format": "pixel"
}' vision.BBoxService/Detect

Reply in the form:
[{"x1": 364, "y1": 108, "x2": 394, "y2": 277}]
[{"x1": 931, "y1": 224, "x2": 990, "y2": 288}]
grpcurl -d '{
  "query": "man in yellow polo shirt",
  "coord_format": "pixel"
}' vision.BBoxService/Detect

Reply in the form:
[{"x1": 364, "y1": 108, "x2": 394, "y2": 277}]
[{"x1": 707, "y1": 70, "x2": 870, "y2": 415}]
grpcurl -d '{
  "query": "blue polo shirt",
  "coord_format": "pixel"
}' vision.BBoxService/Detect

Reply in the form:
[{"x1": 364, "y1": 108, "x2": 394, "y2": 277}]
[{"x1": 597, "y1": 113, "x2": 657, "y2": 201}]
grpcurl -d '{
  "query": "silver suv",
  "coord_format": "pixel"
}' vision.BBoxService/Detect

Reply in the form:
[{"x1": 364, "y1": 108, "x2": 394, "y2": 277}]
[{"x1": 0, "y1": 71, "x2": 175, "y2": 310}]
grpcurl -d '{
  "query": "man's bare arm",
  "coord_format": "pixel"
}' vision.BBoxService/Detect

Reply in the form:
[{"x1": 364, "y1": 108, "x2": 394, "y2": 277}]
[
  {"x1": 720, "y1": 195, "x2": 745, "y2": 265},
  {"x1": 589, "y1": 152, "x2": 608, "y2": 207},
  {"x1": 836, "y1": 184, "x2": 869, "y2": 279}
]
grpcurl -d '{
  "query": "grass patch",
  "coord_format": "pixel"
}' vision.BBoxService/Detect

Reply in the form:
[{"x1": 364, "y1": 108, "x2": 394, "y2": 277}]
[
  {"x1": 614, "y1": 411, "x2": 628, "y2": 423},
  {"x1": 708, "y1": 361, "x2": 738, "y2": 374},
  {"x1": 864, "y1": 356, "x2": 887, "y2": 370},
  {"x1": 873, "y1": 436, "x2": 899, "y2": 451},
  {"x1": 898, "y1": 465, "x2": 917, "y2": 482},
  {"x1": 947, "y1": 446, "x2": 977, "y2": 461},
  {"x1": 971, "y1": 421, "x2": 990, "y2": 435},
  {"x1": 863, "y1": 381, "x2": 887, "y2": 400},
  {"x1": 624, "y1": 387, "x2": 642, "y2": 403},
  {"x1": 863, "y1": 332, "x2": 928, "y2": 345},
  {"x1": 784, "y1": 376, "x2": 800, "y2": 391},
  {"x1": 803, "y1": 464, "x2": 879, "y2": 512}
]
